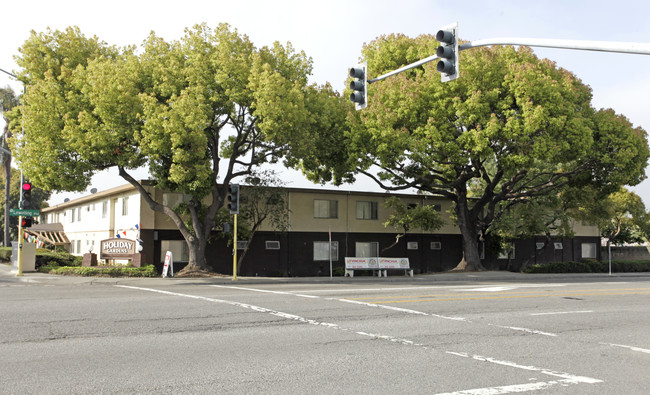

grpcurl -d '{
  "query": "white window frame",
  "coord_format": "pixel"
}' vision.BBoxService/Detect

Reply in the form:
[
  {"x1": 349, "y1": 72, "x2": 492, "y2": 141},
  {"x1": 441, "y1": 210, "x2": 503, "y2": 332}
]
[
  {"x1": 355, "y1": 241, "x2": 379, "y2": 258},
  {"x1": 430, "y1": 241, "x2": 442, "y2": 250},
  {"x1": 581, "y1": 243, "x2": 597, "y2": 259},
  {"x1": 102, "y1": 201, "x2": 108, "y2": 218},
  {"x1": 313, "y1": 241, "x2": 339, "y2": 261},
  {"x1": 265, "y1": 241, "x2": 281, "y2": 250},
  {"x1": 160, "y1": 240, "x2": 189, "y2": 262},
  {"x1": 122, "y1": 197, "x2": 129, "y2": 216},
  {"x1": 498, "y1": 243, "x2": 515, "y2": 259},
  {"x1": 314, "y1": 199, "x2": 338, "y2": 219},
  {"x1": 536, "y1": 242, "x2": 545, "y2": 250},
  {"x1": 236, "y1": 240, "x2": 248, "y2": 250},
  {"x1": 407, "y1": 241, "x2": 419, "y2": 250},
  {"x1": 554, "y1": 242, "x2": 564, "y2": 250},
  {"x1": 356, "y1": 201, "x2": 378, "y2": 220}
]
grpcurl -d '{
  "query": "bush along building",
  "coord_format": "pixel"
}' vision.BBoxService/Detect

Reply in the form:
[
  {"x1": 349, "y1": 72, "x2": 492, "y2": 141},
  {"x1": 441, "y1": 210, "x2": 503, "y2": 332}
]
[{"x1": 36, "y1": 182, "x2": 601, "y2": 276}]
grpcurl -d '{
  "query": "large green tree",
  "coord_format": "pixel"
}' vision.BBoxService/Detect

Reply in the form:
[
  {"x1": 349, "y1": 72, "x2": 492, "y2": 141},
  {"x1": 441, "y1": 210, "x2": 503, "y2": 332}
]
[
  {"x1": 9, "y1": 24, "x2": 343, "y2": 272},
  {"x1": 337, "y1": 34, "x2": 648, "y2": 271},
  {"x1": 0, "y1": 86, "x2": 20, "y2": 246}
]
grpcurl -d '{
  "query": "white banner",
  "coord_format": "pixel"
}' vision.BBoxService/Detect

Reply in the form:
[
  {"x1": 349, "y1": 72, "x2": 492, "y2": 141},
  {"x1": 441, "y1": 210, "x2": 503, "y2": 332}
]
[
  {"x1": 345, "y1": 257, "x2": 409, "y2": 269},
  {"x1": 162, "y1": 251, "x2": 174, "y2": 278},
  {"x1": 378, "y1": 257, "x2": 410, "y2": 269}
]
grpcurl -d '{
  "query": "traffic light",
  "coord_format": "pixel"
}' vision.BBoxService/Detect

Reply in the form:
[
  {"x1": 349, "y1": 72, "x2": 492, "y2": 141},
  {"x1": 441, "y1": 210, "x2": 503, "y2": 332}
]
[
  {"x1": 436, "y1": 22, "x2": 459, "y2": 82},
  {"x1": 227, "y1": 184, "x2": 240, "y2": 214},
  {"x1": 349, "y1": 62, "x2": 367, "y2": 110},
  {"x1": 21, "y1": 217, "x2": 33, "y2": 228},
  {"x1": 20, "y1": 181, "x2": 32, "y2": 209}
]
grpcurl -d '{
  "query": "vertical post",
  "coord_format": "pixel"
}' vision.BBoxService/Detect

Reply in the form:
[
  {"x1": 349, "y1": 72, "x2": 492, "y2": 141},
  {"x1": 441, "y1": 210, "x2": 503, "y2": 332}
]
[
  {"x1": 608, "y1": 240, "x2": 612, "y2": 276},
  {"x1": 16, "y1": 216, "x2": 24, "y2": 276},
  {"x1": 232, "y1": 213, "x2": 238, "y2": 281},
  {"x1": 329, "y1": 226, "x2": 332, "y2": 279}
]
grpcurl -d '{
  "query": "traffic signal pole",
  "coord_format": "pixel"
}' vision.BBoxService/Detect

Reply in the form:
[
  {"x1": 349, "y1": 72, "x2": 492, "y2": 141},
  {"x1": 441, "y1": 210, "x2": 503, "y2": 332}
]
[
  {"x1": 16, "y1": 216, "x2": 23, "y2": 276},
  {"x1": 366, "y1": 23, "x2": 650, "y2": 86}
]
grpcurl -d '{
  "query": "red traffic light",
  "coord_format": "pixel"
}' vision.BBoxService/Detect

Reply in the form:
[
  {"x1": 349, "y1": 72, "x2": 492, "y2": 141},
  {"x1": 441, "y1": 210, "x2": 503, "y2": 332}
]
[{"x1": 22, "y1": 182, "x2": 32, "y2": 192}]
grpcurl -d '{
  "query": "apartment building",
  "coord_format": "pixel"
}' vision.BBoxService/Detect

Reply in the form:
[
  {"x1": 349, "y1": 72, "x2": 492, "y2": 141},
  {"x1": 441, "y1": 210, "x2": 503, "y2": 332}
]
[{"x1": 37, "y1": 182, "x2": 601, "y2": 276}]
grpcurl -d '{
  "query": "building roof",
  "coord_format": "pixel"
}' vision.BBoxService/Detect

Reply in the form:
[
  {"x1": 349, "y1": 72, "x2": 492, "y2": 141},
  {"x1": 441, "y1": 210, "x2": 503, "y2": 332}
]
[{"x1": 41, "y1": 181, "x2": 444, "y2": 213}]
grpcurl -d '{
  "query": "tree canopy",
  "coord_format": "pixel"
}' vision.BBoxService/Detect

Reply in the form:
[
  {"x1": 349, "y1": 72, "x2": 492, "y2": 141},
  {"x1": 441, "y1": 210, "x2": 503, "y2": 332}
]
[
  {"x1": 8, "y1": 24, "x2": 345, "y2": 272},
  {"x1": 332, "y1": 33, "x2": 649, "y2": 270}
]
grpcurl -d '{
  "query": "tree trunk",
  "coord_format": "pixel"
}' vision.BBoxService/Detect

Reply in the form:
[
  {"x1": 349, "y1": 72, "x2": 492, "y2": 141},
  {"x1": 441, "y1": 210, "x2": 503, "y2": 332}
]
[
  {"x1": 180, "y1": 235, "x2": 210, "y2": 274},
  {"x1": 452, "y1": 193, "x2": 486, "y2": 272}
]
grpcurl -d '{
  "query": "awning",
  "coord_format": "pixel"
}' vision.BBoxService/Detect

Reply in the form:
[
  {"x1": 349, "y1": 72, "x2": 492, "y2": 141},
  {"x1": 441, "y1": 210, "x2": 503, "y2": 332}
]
[{"x1": 24, "y1": 223, "x2": 70, "y2": 246}]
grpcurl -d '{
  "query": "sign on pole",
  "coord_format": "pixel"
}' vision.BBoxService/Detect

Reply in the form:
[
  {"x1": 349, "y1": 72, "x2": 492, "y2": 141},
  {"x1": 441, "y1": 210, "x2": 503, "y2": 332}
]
[{"x1": 10, "y1": 208, "x2": 40, "y2": 217}]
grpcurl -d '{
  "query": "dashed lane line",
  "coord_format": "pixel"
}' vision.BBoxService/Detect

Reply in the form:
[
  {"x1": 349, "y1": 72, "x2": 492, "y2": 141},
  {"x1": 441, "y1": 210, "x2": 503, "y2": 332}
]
[{"x1": 115, "y1": 284, "x2": 602, "y2": 394}]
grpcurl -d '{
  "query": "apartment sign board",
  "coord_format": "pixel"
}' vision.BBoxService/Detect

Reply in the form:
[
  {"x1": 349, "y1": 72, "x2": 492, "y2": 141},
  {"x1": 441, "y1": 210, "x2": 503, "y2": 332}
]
[{"x1": 100, "y1": 238, "x2": 136, "y2": 259}]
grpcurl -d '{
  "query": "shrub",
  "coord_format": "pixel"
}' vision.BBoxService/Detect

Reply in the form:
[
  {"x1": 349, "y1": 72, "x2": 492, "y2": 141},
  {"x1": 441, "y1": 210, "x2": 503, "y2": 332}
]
[
  {"x1": 0, "y1": 247, "x2": 12, "y2": 261},
  {"x1": 35, "y1": 251, "x2": 82, "y2": 269},
  {"x1": 48, "y1": 265, "x2": 157, "y2": 277},
  {"x1": 524, "y1": 260, "x2": 650, "y2": 274}
]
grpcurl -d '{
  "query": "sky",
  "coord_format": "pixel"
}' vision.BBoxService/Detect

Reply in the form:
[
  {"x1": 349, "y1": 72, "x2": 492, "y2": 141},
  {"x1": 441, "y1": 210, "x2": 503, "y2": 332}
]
[{"x1": 1, "y1": 0, "x2": 650, "y2": 206}]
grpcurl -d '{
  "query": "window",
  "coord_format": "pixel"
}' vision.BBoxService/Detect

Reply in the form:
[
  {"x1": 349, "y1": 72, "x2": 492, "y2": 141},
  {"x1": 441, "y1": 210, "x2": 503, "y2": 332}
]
[
  {"x1": 160, "y1": 240, "x2": 189, "y2": 262},
  {"x1": 356, "y1": 241, "x2": 379, "y2": 258},
  {"x1": 76, "y1": 240, "x2": 81, "y2": 254},
  {"x1": 236, "y1": 241, "x2": 248, "y2": 250},
  {"x1": 102, "y1": 201, "x2": 108, "y2": 218},
  {"x1": 581, "y1": 243, "x2": 597, "y2": 259},
  {"x1": 69, "y1": 209, "x2": 74, "y2": 223},
  {"x1": 554, "y1": 242, "x2": 564, "y2": 250},
  {"x1": 498, "y1": 243, "x2": 515, "y2": 259},
  {"x1": 356, "y1": 201, "x2": 378, "y2": 220},
  {"x1": 430, "y1": 241, "x2": 442, "y2": 250},
  {"x1": 536, "y1": 242, "x2": 545, "y2": 250},
  {"x1": 314, "y1": 241, "x2": 339, "y2": 261},
  {"x1": 163, "y1": 193, "x2": 190, "y2": 208},
  {"x1": 314, "y1": 199, "x2": 338, "y2": 218},
  {"x1": 122, "y1": 197, "x2": 129, "y2": 216},
  {"x1": 265, "y1": 241, "x2": 281, "y2": 250},
  {"x1": 407, "y1": 241, "x2": 419, "y2": 250},
  {"x1": 77, "y1": 207, "x2": 82, "y2": 222},
  {"x1": 70, "y1": 240, "x2": 75, "y2": 253}
]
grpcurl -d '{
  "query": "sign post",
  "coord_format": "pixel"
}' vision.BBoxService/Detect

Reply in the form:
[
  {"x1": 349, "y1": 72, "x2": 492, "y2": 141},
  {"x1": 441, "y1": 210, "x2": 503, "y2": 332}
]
[
  {"x1": 232, "y1": 213, "x2": 238, "y2": 281},
  {"x1": 328, "y1": 226, "x2": 332, "y2": 279}
]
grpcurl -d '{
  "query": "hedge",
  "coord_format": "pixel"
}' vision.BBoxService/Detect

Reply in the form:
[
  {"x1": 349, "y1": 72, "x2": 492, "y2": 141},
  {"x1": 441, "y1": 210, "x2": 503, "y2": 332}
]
[
  {"x1": 48, "y1": 265, "x2": 157, "y2": 277},
  {"x1": 524, "y1": 260, "x2": 650, "y2": 273}
]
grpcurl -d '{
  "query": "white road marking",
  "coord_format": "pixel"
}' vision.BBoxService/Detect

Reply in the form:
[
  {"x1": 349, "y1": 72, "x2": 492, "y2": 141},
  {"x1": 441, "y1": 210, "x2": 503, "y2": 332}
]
[
  {"x1": 434, "y1": 379, "x2": 593, "y2": 395},
  {"x1": 530, "y1": 310, "x2": 594, "y2": 316},
  {"x1": 212, "y1": 284, "x2": 468, "y2": 321},
  {"x1": 600, "y1": 342, "x2": 650, "y2": 354},
  {"x1": 488, "y1": 324, "x2": 558, "y2": 337},
  {"x1": 446, "y1": 352, "x2": 602, "y2": 384},
  {"x1": 116, "y1": 284, "x2": 602, "y2": 394},
  {"x1": 213, "y1": 284, "x2": 319, "y2": 298}
]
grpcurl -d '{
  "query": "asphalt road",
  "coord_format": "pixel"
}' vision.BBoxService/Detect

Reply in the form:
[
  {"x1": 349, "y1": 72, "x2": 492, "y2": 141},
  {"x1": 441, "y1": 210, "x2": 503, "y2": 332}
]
[{"x1": 1, "y1": 265, "x2": 649, "y2": 394}]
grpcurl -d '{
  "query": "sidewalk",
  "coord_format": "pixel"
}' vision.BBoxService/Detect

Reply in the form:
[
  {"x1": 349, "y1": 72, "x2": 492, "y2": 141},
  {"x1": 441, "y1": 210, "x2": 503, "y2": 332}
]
[{"x1": 2, "y1": 262, "x2": 649, "y2": 287}]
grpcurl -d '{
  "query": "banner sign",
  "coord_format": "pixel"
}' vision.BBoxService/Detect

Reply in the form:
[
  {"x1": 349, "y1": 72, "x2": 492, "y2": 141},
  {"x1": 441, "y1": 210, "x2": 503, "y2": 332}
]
[
  {"x1": 100, "y1": 238, "x2": 136, "y2": 260},
  {"x1": 162, "y1": 250, "x2": 174, "y2": 278},
  {"x1": 345, "y1": 257, "x2": 409, "y2": 270}
]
